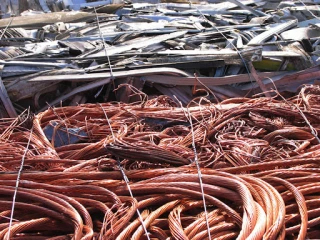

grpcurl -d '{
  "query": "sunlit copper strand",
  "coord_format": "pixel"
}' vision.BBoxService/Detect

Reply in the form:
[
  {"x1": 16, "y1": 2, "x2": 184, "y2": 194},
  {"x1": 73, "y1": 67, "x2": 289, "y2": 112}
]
[{"x1": 263, "y1": 177, "x2": 308, "y2": 240}]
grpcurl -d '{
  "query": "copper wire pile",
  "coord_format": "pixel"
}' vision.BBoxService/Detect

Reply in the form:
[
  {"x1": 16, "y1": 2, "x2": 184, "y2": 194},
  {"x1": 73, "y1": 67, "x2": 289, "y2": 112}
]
[{"x1": 0, "y1": 85, "x2": 320, "y2": 239}]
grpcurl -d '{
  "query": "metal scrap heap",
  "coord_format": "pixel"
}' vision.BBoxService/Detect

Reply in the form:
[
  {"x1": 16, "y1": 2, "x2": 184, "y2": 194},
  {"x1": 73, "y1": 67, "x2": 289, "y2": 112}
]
[
  {"x1": 0, "y1": 0, "x2": 319, "y2": 117},
  {"x1": 0, "y1": 85, "x2": 319, "y2": 239},
  {"x1": 0, "y1": 0, "x2": 320, "y2": 240}
]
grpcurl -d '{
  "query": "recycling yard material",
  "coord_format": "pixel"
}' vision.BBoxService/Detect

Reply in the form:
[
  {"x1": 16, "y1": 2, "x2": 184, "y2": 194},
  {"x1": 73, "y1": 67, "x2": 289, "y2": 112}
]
[
  {"x1": 0, "y1": 0, "x2": 320, "y2": 117},
  {"x1": 0, "y1": 85, "x2": 320, "y2": 239},
  {"x1": 0, "y1": 0, "x2": 320, "y2": 239}
]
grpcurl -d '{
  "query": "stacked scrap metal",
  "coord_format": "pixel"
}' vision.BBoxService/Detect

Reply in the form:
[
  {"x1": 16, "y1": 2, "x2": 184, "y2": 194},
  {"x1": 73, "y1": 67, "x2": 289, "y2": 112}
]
[
  {"x1": 0, "y1": 85, "x2": 320, "y2": 239},
  {"x1": 1, "y1": 1, "x2": 320, "y2": 239},
  {"x1": 0, "y1": 0, "x2": 319, "y2": 118}
]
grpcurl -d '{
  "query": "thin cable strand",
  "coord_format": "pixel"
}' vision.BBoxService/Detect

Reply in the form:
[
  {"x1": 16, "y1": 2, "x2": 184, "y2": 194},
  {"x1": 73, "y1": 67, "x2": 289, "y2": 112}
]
[
  {"x1": 7, "y1": 124, "x2": 34, "y2": 240},
  {"x1": 296, "y1": 0, "x2": 320, "y2": 21},
  {"x1": 100, "y1": 104, "x2": 151, "y2": 240},
  {"x1": 175, "y1": 95, "x2": 212, "y2": 240},
  {"x1": 93, "y1": 6, "x2": 114, "y2": 78}
]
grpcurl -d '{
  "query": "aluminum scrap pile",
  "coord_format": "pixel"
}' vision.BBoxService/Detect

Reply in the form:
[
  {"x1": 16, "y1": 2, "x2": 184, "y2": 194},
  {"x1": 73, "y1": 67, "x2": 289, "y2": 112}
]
[
  {"x1": 0, "y1": 85, "x2": 320, "y2": 239},
  {"x1": 0, "y1": 0, "x2": 319, "y2": 118}
]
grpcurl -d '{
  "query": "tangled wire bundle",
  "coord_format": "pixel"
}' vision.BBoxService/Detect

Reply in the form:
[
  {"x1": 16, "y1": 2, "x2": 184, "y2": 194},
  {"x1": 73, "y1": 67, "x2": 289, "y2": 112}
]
[{"x1": 0, "y1": 85, "x2": 320, "y2": 239}]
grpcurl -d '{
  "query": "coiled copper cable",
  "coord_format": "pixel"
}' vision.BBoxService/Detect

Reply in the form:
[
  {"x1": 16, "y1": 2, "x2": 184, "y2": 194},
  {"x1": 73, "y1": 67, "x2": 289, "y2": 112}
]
[{"x1": 0, "y1": 85, "x2": 319, "y2": 239}]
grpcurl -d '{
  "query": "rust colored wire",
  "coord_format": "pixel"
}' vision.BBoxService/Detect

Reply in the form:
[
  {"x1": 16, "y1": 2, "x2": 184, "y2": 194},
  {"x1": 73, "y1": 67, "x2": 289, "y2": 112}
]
[{"x1": 0, "y1": 85, "x2": 319, "y2": 239}]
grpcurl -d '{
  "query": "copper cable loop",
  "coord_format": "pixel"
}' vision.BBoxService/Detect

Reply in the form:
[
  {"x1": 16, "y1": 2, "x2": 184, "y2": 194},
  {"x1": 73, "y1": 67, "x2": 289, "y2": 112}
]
[{"x1": 0, "y1": 85, "x2": 320, "y2": 239}]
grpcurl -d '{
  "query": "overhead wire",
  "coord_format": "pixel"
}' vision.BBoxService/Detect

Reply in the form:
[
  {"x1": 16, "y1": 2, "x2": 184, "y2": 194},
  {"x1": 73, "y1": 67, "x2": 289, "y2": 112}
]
[
  {"x1": 191, "y1": 3, "x2": 254, "y2": 86},
  {"x1": 296, "y1": 0, "x2": 320, "y2": 21},
  {"x1": 267, "y1": 77, "x2": 320, "y2": 144},
  {"x1": 7, "y1": 117, "x2": 34, "y2": 240},
  {"x1": 93, "y1": 6, "x2": 115, "y2": 99},
  {"x1": 175, "y1": 95, "x2": 212, "y2": 240},
  {"x1": 0, "y1": 16, "x2": 13, "y2": 40},
  {"x1": 99, "y1": 104, "x2": 151, "y2": 240},
  {"x1": 93, "y1": 6, "x2": 114, "y2": 78}
]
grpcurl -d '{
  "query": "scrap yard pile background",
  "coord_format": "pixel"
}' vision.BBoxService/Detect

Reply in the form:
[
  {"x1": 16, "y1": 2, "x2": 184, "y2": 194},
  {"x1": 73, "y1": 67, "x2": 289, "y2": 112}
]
[{"x1": 0, "y1": 0, "x2": 320, "y2": 239}]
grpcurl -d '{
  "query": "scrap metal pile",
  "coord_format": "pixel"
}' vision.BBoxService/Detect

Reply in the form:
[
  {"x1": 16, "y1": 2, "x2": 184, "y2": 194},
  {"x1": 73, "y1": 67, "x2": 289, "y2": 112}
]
[
  {"x1": 1, "y1": 0, "x2": 320, "y2": 240},
  {"x1": 0, "y1": 85, "x2": 320, "y2": 239},
  {"x1": 0, "y1": 0, "x2": 320, "y2": 118}
]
